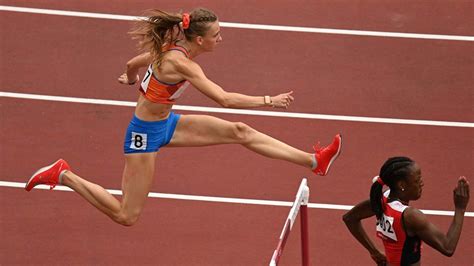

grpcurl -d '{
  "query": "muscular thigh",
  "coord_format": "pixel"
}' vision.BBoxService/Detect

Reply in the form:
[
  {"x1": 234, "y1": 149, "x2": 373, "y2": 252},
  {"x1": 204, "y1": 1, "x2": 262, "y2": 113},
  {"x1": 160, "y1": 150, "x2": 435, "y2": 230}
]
[
  {"x1": 121, "y1": 152, "x2": 157, "y2": 215},
  {"x1": 167, "y1": 114, "x2": 239, "y2": 147}
]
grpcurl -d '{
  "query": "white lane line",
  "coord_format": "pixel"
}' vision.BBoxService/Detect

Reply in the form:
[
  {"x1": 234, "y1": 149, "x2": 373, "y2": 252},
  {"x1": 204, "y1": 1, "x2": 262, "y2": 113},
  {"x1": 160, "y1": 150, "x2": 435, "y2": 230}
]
[
  {"x1": 1, "y1": 5, "x2": 473, "y2": 41},
  {"x1": 1, "y1": 91, "x2": 473, "y2": 128},
  {"x1": 0, "y1": 5, "x2": 138, "y2": 21},
  {"x1": 1, "y1": 181, "x2": 472, "y2": 217}
]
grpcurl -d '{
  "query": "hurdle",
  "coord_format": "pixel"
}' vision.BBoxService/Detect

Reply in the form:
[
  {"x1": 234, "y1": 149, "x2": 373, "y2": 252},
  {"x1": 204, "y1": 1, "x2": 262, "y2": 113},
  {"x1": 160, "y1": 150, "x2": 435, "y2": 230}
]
[{"x1": 270, "y1": 178, "x2": 310, "y2": 266}]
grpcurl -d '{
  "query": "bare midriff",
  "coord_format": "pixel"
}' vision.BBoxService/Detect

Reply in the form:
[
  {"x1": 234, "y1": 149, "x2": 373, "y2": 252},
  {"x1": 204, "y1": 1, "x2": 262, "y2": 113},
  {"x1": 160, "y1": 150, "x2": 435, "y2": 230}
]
[{"x1": 135, "y1": 93, "x2": 174, "y2": 121}]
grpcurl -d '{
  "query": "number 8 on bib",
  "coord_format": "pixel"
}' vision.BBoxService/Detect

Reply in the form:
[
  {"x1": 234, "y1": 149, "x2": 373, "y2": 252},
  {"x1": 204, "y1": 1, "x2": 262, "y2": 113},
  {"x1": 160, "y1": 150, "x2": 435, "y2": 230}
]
[{"x1": 130, "y1": 132, "x2": 147, "y2": 150}]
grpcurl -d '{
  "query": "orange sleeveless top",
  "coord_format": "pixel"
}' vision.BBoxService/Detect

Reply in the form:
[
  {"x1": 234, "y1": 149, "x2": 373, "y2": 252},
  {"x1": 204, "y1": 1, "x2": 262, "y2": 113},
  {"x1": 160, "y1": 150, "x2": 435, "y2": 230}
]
[{"x1": 139, "y1": 44, "x2": 190, "y2": 104}]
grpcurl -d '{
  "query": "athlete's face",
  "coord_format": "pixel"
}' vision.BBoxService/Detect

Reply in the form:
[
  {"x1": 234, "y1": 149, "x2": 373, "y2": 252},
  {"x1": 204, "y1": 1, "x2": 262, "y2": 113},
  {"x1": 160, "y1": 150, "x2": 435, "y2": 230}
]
[
  {"x1": 201, "y1": 21, "x2": 222, "y2": 51},
  {"x1": 403, "y1": 163, "x2": 424, "y2": 200}
]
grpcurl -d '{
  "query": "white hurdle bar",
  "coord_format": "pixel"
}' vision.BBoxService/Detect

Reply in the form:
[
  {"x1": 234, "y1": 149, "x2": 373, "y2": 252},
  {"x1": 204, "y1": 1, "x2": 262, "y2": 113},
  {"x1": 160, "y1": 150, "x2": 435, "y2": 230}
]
[{"x1": 270, "y1": 178, "x2": 310, "y2": 266}]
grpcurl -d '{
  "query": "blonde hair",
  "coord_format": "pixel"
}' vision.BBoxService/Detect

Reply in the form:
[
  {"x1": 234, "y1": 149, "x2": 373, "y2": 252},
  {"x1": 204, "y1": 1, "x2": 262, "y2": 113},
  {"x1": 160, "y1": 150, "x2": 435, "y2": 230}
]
[{"x1": 129, "y1": 8, "x2": 218, "y2": 65}]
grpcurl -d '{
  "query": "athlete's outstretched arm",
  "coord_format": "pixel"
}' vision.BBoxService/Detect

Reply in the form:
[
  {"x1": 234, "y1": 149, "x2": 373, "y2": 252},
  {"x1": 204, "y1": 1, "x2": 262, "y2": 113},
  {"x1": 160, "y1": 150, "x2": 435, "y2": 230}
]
[
  {"x1": 118, "y1": 52, "x2": 153, "y2": 85},
  {"x1": 173, "y1": 56, "x2": 294, "y2": 109},
  {"x1": 404, "y1": 176, "x2": 470, "y2": 257},
  {"x1": 343, "y1": 200, "x2": 387, "y2": 265}
]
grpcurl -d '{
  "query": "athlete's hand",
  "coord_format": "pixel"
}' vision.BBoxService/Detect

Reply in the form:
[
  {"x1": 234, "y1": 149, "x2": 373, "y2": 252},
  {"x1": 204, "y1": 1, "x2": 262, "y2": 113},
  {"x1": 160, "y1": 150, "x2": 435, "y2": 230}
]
[
  {"x1": 454, "y1": 176, "x2": 470, "y2": 211},
  {"x1": 271, "y1": 91, "x2": 294, "y2": 109},
  {"x1": 118, "y1": 73, "x2": 139, "y2": 85},
  {"x1": 370, "y1": 250, "x2": 387, "y2": 265}
]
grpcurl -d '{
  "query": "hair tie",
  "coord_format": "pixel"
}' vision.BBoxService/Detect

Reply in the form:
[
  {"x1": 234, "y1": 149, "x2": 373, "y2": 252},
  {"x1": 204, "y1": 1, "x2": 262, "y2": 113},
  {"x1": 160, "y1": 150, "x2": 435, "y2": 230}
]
[
  {"x1": 182, "y1": 13, "x2": 190, "y2": 29},
  {"x1": 372, "y1": 175, "x2": 385, "y2": 186}
]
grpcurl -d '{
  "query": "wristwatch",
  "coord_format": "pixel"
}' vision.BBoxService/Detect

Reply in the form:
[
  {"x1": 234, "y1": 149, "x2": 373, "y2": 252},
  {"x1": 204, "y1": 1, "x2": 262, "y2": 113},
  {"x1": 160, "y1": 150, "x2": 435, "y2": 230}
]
[{"x1": 264, "y1": 95, "x2": 273, "y2": 106}]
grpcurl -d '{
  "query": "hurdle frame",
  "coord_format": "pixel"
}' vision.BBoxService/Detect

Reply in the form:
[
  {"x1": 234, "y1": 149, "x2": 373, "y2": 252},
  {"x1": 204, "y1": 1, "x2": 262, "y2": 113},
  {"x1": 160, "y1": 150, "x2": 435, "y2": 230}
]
[{"x1": 269, "y1": 178, "x2": 310, "y2": 266}]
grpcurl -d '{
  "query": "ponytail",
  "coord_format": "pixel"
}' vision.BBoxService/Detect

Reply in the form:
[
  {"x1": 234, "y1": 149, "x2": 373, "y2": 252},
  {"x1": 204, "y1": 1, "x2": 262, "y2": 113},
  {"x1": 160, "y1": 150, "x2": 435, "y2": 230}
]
[
  {"x1": 370, "y1": 176, "x2": 385, "y2": 219},
  {"x1": 129, "y1": 8, "x2": 218, "y2": 65},
  {"x1": 129, "y1": 9, "x2": 181, "y2": 65}
]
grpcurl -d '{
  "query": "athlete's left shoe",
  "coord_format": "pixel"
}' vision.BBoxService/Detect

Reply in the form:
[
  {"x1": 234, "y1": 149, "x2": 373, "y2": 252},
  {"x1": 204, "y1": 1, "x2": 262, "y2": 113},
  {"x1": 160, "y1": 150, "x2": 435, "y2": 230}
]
[
  {"x1": 312, "y1": 134, "x2": 342, "y2": 176},
  {"x1": 25, "y1": 159, "x2": 70, "y2": 191}
]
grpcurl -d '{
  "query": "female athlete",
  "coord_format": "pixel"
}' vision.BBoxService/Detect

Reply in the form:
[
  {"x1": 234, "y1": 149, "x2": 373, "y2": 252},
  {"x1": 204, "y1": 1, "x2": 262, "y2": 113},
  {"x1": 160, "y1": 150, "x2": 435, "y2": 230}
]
[
  {"x1": 25, "y1": 8, "x2": 342, "y2": 226},
  {"x1": 343, "y1": 157, "x2": 470, "y2": 265}
]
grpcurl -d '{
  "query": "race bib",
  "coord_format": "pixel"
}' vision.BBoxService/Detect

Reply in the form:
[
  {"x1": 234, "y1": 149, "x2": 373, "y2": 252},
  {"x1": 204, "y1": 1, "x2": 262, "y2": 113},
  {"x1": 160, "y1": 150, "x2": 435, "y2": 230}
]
[
  {"x1": 140, "y1": 66, "x2": 153, "y2": 93},
  {"x1": 376, "y1": 214, "x2": 397, "y2": 241},
  {"x1": 130, "y1": 132, "x2": 147, "y2": 150}
]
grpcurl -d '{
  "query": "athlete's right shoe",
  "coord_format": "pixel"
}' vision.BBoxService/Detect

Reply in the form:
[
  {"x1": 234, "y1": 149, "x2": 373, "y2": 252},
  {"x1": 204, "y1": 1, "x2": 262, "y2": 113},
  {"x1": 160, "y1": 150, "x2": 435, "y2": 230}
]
[
  {"x1": 312, "y1": 134, "x2": 342, "y2": 176},
  {"x1": 25, "y1": 159, "x2": 70, "y2": 191}
]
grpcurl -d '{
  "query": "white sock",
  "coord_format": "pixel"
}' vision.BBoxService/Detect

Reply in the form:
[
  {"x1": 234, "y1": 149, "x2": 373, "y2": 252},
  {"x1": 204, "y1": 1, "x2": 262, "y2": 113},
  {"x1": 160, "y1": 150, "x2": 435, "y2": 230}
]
[
  {"x1": 311, "y1": 154, "x2": 318, "y2": 170},
  {"x1": 58, "y1": 170, "x2": 68, "y2": 184}
]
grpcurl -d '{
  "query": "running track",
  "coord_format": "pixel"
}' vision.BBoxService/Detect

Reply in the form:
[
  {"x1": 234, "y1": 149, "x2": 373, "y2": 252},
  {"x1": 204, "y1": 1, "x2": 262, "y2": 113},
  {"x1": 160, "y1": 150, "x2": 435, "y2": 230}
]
[{"x1": 0, "y1": 1, "x2": 473, "y2": 265}]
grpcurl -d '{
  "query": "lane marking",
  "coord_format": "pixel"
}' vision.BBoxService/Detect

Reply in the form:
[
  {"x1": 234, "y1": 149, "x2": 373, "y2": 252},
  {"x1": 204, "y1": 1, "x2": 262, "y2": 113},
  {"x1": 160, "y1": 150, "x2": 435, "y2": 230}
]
[
  {"x1": 1, "y1": 5, "x2": 473, "y2": 41},
  {"x1": 1, "y1": 181, "x2": 472, "y2": 217},
  {"x1": 1, "y1": 91, "x2": 473, "y2": 128}
]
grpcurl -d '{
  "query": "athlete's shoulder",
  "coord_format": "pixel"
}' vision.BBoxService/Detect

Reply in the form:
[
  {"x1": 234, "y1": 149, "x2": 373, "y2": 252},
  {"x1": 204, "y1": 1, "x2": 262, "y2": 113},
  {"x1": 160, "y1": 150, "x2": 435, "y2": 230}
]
[
  {"x1": 159, "y1": 50, "x2": 190, "y2": 71},
  {"x1": 403, "y1": 207, "x2": 428, "y2": 232},
  {"x1": 171, "y1": 56, "x2": 204, "y2": 80},
  {"x1": 403, "y1": 206, "x2": 424, "y2": 217}
]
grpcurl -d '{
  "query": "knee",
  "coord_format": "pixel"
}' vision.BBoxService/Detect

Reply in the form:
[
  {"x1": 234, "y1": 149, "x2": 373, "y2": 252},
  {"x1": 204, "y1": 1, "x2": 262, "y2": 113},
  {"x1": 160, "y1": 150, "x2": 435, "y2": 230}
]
[
  {"x1": 115, "y1": 211, "x2": 140, "y2": 227},
  {"x1": 232, "y1": 122, "x2": 255, "y2": 143}
]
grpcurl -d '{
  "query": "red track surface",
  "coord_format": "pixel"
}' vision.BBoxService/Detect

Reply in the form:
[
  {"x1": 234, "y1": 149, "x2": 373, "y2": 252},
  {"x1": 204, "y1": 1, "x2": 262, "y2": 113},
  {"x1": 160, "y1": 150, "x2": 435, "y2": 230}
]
[{"x1": 1, "y1": 1, "x2": 473, "y2": 265}]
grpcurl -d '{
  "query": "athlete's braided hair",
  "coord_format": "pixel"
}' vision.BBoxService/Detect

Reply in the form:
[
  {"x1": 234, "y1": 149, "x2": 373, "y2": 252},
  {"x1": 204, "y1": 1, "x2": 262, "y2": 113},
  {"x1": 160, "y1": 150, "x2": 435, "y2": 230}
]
[
  {"x1": 370, "y1": 157, "x2": 415, "y2": 219},
  {"x1": 182, "y1": 8, "x2": 218, "y2": 41},
  {"x1": 129, "y1": 8, "x2": 217, "y2": 65}
]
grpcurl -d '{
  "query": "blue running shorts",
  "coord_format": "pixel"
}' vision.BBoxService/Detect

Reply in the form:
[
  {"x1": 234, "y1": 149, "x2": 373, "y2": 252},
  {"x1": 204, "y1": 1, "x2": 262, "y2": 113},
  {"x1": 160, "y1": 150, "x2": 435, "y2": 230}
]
[{"x1": 123, "y1": 112, "x2": 181, "y2": 154}]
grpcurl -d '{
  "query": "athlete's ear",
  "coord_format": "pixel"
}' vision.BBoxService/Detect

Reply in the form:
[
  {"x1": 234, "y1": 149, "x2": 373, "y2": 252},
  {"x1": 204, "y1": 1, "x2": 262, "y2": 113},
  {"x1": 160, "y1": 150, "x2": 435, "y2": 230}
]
[
  {"x1": 395, "y1": 179, "x2": 405, "y2": 192},
  {"x1": 196, "y1": 36, "x2": 204, "y2": 46}
]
